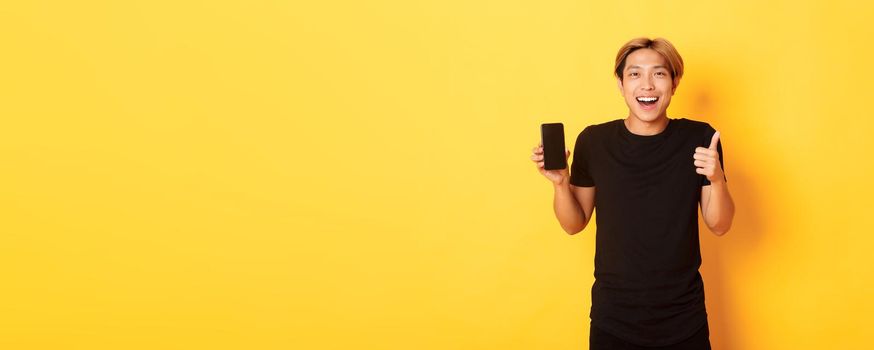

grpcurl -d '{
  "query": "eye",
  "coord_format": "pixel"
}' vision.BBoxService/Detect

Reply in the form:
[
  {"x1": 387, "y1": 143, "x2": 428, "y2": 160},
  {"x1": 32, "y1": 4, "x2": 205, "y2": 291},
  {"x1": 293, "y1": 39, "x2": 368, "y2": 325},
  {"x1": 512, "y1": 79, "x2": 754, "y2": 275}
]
[
  {"x1": 656, "y1": 71, "x2": 666, "y2": 76},
  {"x1": 629, "y1": 72, "x2": 639, "y2": 77}
]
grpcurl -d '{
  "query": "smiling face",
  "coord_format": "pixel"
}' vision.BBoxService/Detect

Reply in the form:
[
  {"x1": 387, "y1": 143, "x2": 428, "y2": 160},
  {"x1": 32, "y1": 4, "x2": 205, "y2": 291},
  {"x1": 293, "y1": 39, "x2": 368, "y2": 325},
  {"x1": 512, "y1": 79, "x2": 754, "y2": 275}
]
[{"x1": 617, "y1": 48, "x2": 680, "y2": 123}]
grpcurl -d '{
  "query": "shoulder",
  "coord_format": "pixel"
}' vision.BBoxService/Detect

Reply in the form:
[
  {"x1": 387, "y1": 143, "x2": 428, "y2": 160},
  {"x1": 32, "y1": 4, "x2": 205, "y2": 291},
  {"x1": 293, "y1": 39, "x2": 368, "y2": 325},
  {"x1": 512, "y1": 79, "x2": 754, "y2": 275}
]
[
  {"x1": 675, "y1": 118, "x2": 721, "y2": 152},
  {"x1": 578, "y1": 119, "x2": 622, "y2": 137},
  {"x1": 674, "y1": 117, "x2": 716, "y2": 133},
  {"x1": 574, "y1": 120, "x2": 620, "y2": 149},
  {"x1": 672, "y1": 118, "x2": 719, "y2": 145}
]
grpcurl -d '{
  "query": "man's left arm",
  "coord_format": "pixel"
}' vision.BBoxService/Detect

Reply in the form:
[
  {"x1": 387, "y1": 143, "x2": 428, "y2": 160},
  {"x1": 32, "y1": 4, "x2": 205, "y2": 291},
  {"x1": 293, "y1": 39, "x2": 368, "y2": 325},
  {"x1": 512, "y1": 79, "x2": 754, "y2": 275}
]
[{"x1": 695, "y1": 131, "x2": 736, "y2": 236}]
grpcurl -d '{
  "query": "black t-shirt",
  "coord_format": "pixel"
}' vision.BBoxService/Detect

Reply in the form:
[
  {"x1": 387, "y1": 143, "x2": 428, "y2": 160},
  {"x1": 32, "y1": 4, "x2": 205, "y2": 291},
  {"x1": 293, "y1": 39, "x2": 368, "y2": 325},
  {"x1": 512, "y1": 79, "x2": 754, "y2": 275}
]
[{"x1": 570, "y1": 117, "x2": 725, "y2": 347}]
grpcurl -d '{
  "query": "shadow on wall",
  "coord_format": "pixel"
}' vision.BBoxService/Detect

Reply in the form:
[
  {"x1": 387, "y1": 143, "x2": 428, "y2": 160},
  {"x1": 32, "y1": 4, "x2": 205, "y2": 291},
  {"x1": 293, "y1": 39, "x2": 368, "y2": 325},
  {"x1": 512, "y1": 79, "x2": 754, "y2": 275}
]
[{"x1": 682, "y1": 68, "x2": 767, "y2": 350}]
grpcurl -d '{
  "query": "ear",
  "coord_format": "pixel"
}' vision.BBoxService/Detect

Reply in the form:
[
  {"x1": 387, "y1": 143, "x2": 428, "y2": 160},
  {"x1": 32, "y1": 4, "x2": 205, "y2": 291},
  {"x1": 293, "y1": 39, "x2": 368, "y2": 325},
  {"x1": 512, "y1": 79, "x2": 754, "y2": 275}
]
[
  {"x1": 617, "y1": 78, "x2": 624, "y2": 95},
  {"x1": 671, "y1": 77, "x2": 680, "y2": 95}
]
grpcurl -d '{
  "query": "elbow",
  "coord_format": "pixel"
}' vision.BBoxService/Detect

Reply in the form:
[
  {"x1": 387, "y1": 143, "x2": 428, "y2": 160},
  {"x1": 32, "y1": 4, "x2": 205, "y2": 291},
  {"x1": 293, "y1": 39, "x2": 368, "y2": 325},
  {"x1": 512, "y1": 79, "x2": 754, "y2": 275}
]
[
  {"x1": 704, "y1": 212, "x2": 734, "y2": 237},
  {"x1": 708, "y1": 222, "x2": 732, "y2": 236},
  {"x1": 562, "y1": 220, "x2": 588, "y2": 236}
]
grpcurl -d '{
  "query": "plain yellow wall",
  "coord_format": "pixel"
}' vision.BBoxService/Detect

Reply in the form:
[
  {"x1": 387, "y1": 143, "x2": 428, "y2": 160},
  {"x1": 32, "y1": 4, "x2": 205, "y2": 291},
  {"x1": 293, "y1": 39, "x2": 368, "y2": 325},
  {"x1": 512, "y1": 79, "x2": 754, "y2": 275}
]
[{"x1": 1, "y1": 1, "x2": 872, "y2": 349}]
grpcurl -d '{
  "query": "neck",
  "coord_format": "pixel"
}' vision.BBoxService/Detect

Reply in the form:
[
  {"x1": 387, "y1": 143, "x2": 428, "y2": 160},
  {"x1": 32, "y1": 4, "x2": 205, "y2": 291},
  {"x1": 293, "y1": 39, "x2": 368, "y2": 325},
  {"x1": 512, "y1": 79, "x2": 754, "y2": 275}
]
[{"x1": 624, "y1": 115, "x2": 669, "y2": 136}]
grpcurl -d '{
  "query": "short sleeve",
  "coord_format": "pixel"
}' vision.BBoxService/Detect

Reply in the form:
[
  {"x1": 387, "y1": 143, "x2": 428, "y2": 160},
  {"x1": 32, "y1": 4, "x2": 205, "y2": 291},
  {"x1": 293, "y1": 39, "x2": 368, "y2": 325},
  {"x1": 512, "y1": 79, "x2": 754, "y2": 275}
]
[
  {"x1": 570, "y1": 126, "x2": 595, "y2": 187},
  {"x1": 701, "y1": 125, "x2": 727, "y2": 186}
]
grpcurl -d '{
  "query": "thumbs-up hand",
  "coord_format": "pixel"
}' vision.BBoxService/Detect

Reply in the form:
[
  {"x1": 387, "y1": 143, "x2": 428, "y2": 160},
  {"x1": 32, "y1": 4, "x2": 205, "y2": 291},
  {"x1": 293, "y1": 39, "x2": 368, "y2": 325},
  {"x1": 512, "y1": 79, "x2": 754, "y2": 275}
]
[{"x1": 693, "y1": 131, "x2": 725, "y2": 184}]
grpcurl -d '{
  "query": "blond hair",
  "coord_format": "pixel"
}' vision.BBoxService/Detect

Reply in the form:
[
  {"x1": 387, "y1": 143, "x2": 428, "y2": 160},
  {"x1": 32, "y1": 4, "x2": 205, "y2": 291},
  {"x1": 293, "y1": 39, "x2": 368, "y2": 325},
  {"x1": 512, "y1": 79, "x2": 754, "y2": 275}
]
[{"x1": 614, "y1": 37, "x2": 684, "y2": 82}]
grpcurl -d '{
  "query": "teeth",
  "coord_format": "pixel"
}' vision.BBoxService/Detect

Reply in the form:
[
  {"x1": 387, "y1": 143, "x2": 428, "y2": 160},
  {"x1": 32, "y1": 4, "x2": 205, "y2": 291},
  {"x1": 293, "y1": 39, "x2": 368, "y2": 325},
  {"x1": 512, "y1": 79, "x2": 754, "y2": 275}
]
[{"x1": 637, "y1": 97, "x2": 658, "y2": 102}]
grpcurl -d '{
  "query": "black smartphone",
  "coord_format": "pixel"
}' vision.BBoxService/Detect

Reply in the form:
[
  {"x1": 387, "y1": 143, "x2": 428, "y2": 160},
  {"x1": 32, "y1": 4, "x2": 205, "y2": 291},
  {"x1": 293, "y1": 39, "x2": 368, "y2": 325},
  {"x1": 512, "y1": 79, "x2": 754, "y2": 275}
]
[{"x1": 540, "y1": 123, "x2": 567, "y2": 170}]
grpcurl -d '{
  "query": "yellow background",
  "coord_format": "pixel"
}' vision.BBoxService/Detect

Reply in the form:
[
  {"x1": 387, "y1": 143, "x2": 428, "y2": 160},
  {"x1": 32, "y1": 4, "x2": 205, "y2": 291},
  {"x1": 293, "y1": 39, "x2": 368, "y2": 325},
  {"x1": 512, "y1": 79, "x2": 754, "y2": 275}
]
[{"x1": 1, "y1": 1, "x2": 872, "y2": 349}]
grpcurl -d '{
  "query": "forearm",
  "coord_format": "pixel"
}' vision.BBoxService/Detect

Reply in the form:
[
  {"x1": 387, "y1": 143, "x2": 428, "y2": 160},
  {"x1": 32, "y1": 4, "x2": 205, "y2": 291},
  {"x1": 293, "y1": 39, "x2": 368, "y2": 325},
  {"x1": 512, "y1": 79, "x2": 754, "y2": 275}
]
[
  {"x1": 553, "y1": 182, "x2": 587, "y2": 234},
  {"x1": 704, "y1": 181, "x2": 735, "y2": 235}
]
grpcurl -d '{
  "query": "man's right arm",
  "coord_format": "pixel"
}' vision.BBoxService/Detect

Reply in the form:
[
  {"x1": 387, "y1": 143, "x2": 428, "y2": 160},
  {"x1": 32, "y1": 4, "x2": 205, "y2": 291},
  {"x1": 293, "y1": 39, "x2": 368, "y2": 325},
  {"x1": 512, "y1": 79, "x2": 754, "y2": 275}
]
[
  {"x1": 553, "y1": 182, "x2": 595, "y2": 235},
  {"x1": 532, "y1": 142, "x2": 595, "y2": 235}
]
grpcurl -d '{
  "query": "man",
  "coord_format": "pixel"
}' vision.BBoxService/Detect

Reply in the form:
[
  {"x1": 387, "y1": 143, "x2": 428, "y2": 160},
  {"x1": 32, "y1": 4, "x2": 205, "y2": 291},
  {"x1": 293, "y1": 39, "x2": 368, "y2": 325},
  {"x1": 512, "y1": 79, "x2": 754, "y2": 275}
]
[{"x1": 530, "y1": 37, "x2": 735, "y2": 349}]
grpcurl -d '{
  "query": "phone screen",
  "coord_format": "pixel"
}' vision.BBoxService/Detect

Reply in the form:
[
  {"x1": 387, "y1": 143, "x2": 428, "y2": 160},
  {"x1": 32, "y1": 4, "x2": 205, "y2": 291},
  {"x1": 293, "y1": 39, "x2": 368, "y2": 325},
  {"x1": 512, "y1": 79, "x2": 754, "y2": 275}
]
[{"x1": 540, "y1": 123, "x2": 567, "y2": 170}]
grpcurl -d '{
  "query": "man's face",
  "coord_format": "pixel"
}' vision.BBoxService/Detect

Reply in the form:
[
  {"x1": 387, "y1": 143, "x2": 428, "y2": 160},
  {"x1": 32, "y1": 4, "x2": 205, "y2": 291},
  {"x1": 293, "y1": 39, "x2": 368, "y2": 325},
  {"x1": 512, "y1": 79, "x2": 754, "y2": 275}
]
[{"x1": 617, "y1": 48, "x2": 679, "y2": 122}]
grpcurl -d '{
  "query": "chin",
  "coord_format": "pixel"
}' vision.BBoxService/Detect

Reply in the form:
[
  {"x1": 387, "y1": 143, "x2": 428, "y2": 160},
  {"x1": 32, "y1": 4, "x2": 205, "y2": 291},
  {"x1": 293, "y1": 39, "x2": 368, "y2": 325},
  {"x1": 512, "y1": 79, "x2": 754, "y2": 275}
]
[{"x1": 631, "y1": 112, "x2": 661, "y2": 122}]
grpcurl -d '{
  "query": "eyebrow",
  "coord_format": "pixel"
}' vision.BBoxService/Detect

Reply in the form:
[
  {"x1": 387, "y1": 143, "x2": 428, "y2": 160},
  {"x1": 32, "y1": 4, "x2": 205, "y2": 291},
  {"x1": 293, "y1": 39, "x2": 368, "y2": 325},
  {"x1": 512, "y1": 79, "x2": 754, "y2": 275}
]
[{"x1": 626, "y1": 65, "x2": 668, "y2": 71}]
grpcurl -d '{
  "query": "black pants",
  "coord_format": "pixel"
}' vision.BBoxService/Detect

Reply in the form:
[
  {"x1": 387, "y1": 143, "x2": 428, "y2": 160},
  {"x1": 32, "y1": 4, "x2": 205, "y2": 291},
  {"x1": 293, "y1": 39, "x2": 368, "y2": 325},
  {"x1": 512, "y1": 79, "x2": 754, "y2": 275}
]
[{"x1": 589, "y1": 321, "x2": 711, "y2": 350}]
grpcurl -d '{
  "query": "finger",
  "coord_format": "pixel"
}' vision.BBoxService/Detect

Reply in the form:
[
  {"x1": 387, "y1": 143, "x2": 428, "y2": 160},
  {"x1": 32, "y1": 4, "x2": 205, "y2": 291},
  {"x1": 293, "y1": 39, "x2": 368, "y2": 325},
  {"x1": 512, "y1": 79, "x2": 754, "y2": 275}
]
[
  {"x1": 693, "y1": 153, "x2": 714, "y2": 161},
  {"x1": 694, "y1": 160, "x2": 710, "y2": 167},
  {"x1": 694, "y1": 147, "x2": 717, "y2": 157},
  {"x1": 537, "y1": 161, "x2": 544, "y2": 168},
  {"x1": 708, "y1": 131, "x2": 720, "y2": 150},
  {"x1": 531, "y1": 154, "x2": 543, "y2": 161}
]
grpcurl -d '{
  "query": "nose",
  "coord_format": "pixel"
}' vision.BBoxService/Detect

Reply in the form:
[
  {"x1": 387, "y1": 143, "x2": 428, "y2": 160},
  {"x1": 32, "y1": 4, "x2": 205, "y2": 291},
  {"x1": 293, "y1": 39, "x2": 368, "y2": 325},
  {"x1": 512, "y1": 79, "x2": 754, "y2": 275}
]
[{"x1": 641, "y1": 75, "x2": 654, "y2": 90}]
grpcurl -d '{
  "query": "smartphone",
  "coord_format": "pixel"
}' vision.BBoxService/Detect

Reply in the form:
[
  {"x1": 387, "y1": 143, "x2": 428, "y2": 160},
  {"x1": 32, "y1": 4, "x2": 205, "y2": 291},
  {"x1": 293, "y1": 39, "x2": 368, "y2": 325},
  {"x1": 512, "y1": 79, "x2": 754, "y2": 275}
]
[{"x1": 540, "y1": 123, "x2": 567, "y2": 170}]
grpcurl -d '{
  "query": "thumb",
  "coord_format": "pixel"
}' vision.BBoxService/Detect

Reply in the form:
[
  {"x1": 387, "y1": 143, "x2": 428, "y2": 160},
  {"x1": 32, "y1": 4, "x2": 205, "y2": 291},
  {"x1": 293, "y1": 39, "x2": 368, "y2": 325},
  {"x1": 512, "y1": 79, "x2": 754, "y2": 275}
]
[{"x1": 708, "y1": 131, "x2": 720, "y2": 151}]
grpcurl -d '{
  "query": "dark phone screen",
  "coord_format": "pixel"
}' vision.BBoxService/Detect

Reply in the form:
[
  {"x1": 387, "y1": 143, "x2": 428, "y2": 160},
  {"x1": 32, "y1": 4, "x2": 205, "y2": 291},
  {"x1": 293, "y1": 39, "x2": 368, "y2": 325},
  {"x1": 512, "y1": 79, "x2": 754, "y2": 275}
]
[{"x1": 540, "y1": 123, "x2": 567, "y2": 170}]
